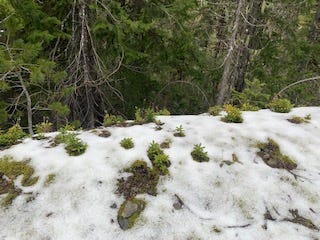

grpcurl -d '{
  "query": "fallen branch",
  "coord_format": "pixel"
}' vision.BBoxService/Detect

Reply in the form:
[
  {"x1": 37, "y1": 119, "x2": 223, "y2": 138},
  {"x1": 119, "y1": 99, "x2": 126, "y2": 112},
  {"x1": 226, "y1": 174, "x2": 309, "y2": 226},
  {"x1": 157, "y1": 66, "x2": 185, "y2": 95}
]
[{"x1": 273, "y1": 76, "x2": 320, "y2": 100}]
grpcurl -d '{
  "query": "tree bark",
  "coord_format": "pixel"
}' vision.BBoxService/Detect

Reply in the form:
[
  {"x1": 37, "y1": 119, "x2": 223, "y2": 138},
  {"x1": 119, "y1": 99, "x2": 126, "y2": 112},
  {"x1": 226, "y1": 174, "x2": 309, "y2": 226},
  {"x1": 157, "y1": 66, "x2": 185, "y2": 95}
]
[
  {"x1": 17, "y1": 71, "x2": 34, "y2": 135},
  {"x1": 216, "y1": 0, "x2": 244, "y2": 105}
]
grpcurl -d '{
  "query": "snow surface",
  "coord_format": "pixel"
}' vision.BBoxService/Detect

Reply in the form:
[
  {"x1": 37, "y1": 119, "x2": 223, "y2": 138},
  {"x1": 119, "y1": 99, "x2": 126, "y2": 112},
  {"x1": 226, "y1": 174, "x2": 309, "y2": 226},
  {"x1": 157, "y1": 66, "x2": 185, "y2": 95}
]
[{"x1": 0, "y1": 107, "x2": 320, "y2": 240}]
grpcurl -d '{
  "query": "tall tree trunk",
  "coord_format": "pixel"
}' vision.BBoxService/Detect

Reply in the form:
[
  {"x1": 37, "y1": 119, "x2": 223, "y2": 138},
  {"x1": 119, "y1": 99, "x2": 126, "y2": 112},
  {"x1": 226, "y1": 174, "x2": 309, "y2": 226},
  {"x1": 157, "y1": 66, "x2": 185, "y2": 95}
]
[
  {"x1": 216, "y1": 0, "x2": 263, "y2": 105},
  {"x1": 233, "y1": 0, "x2": 263, "y2": 92},
  {"x1": 216, "y1": 0, "x2": 244, "y2": 105},
  {"x1": 17, "y1": 71, "x2": 34, "y2": 135}
]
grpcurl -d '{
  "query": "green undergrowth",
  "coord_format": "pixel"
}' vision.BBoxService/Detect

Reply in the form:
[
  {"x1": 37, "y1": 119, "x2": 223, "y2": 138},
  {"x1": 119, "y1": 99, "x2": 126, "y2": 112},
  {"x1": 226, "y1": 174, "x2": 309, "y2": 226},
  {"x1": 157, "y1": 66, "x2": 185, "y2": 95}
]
[
  {"x1": 0, "y1": 124, "x2": 26, "y2": 148},
  {"x1": 257, "y1": 138, "x2": 297, "y2": 170},
  {"x1": 269, "y1": 98, "x2": 293, "y2": 113},
  {"x1": 0, "y1": 156, "x2": 39, "y2": 207}
]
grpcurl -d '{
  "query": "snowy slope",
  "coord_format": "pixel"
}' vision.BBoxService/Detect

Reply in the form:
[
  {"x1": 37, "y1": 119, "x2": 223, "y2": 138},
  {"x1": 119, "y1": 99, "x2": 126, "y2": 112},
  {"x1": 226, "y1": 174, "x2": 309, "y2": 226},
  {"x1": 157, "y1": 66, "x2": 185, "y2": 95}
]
[{"x1": 0, "y1": 107, "x2": 320, "y2": 240}]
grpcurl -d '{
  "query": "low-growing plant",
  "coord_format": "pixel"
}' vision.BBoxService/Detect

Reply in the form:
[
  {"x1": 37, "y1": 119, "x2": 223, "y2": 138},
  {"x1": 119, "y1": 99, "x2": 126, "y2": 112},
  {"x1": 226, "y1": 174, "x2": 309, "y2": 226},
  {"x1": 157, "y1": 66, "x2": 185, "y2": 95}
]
[
  {"x1": 0, "y1": 124, "x2": 26, "y2": 147},
  {"x1": 157, "y1": 108, "x2": 170, "y2": 115},
  {"x1": 269, "y1": 98, "x2": 293, "y2": 113},
  {"x1": 134, "y1": 108, "x2": 157, "y2": 124},
  {"x1": 147, "y1": 141, "x2": 164, "y2": 162},
  {"x1": 173, "y1": 125, "x2": 185, "y2": 137},
  {"x1": 208, "y1": 106, "x2": 222, "y2": 116},
  {"x1": 153, "y1": 154, "x2": 170, "y2": 175},
  {"x1": 103, "y1": 113, "x2": 125, "y2": 126},
  {"x1": 241, "y1": 103, "x2": 259, "y2": 111},
  {"x1": 35, "y1": 119, "x2": 53, "y2": 134},
  {"x1": 287, "y1": 116, "x2": 309, "y2": 124},
  {"x1": 221, "y1": 104, "x2": 243, "y2": 123},
  {"x1": 191, "y1": 143, "x2": 209, "y2": 162},
  {"x1": 305, "y1": 114, "x2": 311, "y2": 120},
  {"x1": 120, "y1": 138, "x2": 134, "y2": 149},
  {"x1": 55, "y1": 129, "x2": 87, "y2": 156}
]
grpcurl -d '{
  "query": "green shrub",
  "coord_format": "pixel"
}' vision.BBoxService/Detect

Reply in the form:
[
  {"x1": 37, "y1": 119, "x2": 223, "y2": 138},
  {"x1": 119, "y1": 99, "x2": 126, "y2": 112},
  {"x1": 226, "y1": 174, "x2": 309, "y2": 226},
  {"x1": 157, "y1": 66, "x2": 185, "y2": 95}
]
[
  {"x1": 208, "y1": 106, "x2": 222, "y2": 116},
  {"x1": 55, "y1": 129, "x2": 87, "y2": 156},
  {"x1": 103, "y1": 113, "x2": 125, "y2": 126},
  {"x1": 173, "y1": 125, "x2": 185, "y2": 137},
  {"x1": 35, "y1": 120, "x2": 53, "y2": 133},
  {"x1": 221, "y1": 104, "x2": 243, "y2": 123},
  {"x1": 269, "y1": 98, "x2": 293, "y2": 113},
  {"x1": 147, "y1": 141, "x2": 164, "y2": 162},
  {"x1": 0, "y1": 124, "x2": 26, "y2": 147},
  {"x1": 191, "y1": 144, "x2": 209, "y2": 162},
  {"x1": 134, "y1": 108, "x2": 156, "y2": 124},
  {"x1": 241, "y1": 103, "x2": 259, "y2": 111},
  {"x1": 120, "y1": 138, "x2": 134, "y2": 149},
  {"x1": 232, "y1": 79, "x2": 270, "y2": 108},
  {"x1": 157, "y1": 108, "x2": 171, "y2": 115},
  {"x1": 153, "y1": 154, "x2": 170, "y2": 175}
]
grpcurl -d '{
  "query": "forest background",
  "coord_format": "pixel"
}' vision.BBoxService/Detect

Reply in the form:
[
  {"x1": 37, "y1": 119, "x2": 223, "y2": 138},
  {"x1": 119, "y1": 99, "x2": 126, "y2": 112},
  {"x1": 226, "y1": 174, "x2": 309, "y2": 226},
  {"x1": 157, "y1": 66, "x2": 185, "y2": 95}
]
[{"x1": 0, "y1": 0, "x2": 319, "y2": 131}]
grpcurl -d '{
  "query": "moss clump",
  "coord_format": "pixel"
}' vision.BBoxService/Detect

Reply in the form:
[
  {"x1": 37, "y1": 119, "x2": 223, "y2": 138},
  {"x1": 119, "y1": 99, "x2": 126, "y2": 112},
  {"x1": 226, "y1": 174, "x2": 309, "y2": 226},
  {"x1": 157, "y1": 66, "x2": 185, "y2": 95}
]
[
  {"x1": 120, "y1": 138, "x2": 134, "y2": 149},
  {"x1": 117, "y1": 198, "x2": 146, "y2": 230},
  {"x1": 287, "y1": 116, "x2": 309, "y2": 124},
  {"x1": 117, "y1": 160, "x2": 159, "y2": 199},
  {"x1": 221, "y1": 104, "x2": 243, "y2": 123},
  {"x1": 0, "y1": 156, "x2": 39, "y2": 207},
  {"x1": 269, "y1": 98, "x2": 293, "y2": 113},
  {"x1": 191, "y1": 144, "x2": 209, "y2": 162},
  {"x1": 0, "y1": 124, "x2": 26, "y2": 148},
  {"x1": 257, "y1": 139, "x2": 297, "y2": 170},
  {"x1": 0, "y1": 156, "x2": 39, "y2": 186},
  {"x1": 45, "y1": 174, "x2": 56, "y2": 185}
]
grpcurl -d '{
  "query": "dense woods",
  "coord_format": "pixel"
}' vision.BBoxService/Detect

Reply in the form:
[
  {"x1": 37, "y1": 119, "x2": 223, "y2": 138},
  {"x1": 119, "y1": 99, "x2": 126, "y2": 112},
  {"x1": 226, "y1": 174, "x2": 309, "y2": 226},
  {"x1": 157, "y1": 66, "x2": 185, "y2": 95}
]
[{"x1": 0, "y1": 0, "x2": 319, "y2": 130}]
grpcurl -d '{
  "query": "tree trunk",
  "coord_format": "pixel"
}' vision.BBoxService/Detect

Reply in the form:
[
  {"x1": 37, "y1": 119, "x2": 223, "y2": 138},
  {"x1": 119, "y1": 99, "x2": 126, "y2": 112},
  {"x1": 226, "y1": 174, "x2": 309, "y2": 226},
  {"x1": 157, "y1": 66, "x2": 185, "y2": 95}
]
[
  {"x1": 17, "y1": 71, "x2": 34, "y2": 135},
  {"x1": 216, "y1": 0, "x2": 244, "y2": 105}
]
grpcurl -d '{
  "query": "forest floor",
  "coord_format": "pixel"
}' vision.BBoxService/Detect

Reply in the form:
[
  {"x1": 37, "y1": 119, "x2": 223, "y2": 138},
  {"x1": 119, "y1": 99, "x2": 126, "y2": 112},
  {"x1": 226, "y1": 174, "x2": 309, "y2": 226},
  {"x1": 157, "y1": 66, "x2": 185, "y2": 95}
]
[{"x1": 0, "y1": 107, "x2": 320, "y2": 240}]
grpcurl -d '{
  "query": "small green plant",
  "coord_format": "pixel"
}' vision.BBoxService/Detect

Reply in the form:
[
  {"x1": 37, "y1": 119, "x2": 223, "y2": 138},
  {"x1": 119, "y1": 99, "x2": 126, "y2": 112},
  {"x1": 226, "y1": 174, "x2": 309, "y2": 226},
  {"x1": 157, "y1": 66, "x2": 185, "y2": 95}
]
[
  {"x1": 55, "y1": 129, "x2": 87, "y2": 156},
  {"x1": 208, "y1": 106, "x2": 222, "y2": 116},
  {"x1": 134, "y1": 108, "x2": 156, "y2": 124},
  {"x1": 173, "y1": 125, "x2": 185, "y2": 137},
  {"x1": 157, "y1": 108, "x2": 170, "y2": 115},
  {"x1": 269, "y1": 98, "x2": 293, "y2": 113},
  {"x1": 45, "y1": 174, "x2": 56, "y2": 185},
  {"x1": 35, "y1": 119, "x2": 53, "y2": 134},
  {"x1": 0, "y1": 124, "x2": 26, "y2": 147},
  {"x1": 241, "y1": 103, "x2": 259, "y2": 111},
  {"x1": 221, "y1": 104, "x2": 243, "y2": 123},
  {"x1": 120, "y1": 138, "x2": 134, "y2": 149},
  {"x1": 147, "y1": 141, "x2": 164, "y2": 162},
  {"x1": 287, "y1": 116, "x2": 309, "y2": 124},
  {"x1": 153, "y1": 154, "x2": 170, "y2": 175},
  {"x1": 305, "y1": 114, "x2": 311, "y2": 120},
  {"x1": 191, "y1": 144, "x2": 209, "y2": 162},
  {"x1": 103, "y1": 113, "x2": 125, "y2": 126}
]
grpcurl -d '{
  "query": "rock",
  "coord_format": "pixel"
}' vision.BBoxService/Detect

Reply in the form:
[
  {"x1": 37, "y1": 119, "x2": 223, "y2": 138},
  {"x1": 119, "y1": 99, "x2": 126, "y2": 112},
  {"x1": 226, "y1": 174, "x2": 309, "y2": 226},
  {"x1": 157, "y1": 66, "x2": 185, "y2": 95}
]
[
  {"x1": 110, "y1": 203, "x2": 117, "y2": 209},
  {"x1": 98, "y1": 130, "x2": 111, "y2": 138},
  {"x1": 122, "y1": 201, "x2": 138, "y2": 218},
  {"x1": 173, "y1": 194, "x2": 184, "y2": 210},
  {"x1": 117, "y1": 198, "x2": 146, "y2": 230}
]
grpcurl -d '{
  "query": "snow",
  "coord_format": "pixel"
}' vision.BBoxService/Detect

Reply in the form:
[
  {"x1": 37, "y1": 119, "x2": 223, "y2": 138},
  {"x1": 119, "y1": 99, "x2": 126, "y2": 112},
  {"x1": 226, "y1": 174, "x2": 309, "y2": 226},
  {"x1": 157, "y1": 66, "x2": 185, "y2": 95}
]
[{"x1": 1, "y1": 107, "x2": 320, "y2": 240}]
